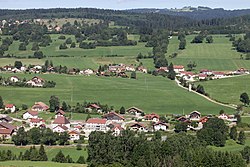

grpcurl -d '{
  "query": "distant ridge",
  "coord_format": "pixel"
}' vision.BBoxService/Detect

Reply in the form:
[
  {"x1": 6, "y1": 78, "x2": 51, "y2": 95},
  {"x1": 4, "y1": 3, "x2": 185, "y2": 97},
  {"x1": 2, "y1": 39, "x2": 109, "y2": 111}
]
[{"x1": 126, "y1": 6, "x2": 250, "y2": 20}]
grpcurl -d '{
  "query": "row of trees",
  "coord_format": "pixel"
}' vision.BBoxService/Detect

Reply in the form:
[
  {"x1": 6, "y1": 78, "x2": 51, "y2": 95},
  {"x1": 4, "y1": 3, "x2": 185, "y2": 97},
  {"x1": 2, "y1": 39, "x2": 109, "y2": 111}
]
[{"x1": 233, "y1": 32, "x2": 250, "y2": 53}]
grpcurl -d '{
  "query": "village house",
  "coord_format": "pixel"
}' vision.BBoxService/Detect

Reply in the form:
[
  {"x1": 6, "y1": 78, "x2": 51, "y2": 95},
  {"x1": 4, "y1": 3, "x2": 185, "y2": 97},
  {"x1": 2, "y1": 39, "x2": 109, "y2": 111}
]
[
  {"x1": 158, "y1": 67, "x2": 168, "y2": 72},
  {"x1": 108, "y1": 64, "x2": 126, "y2": 73},
  {"x1": 199, "y1": 116, "x2": 209, "y2": 124},
  {"x1": 26, "y1": 76, "x2": 45, "y2": 87},
  {"x1": 29, "y1": 118, "x2": 45, "y2": 128},
  {"x1": 80, "y1": 69, "x2": 94, "y2": 75},
  {"x1": 3, "y1": 65, "x2": 14, "y2": 71},
  {"x1": 84, "y1": 118, "x2": 108, "y2": 135},
  {"x1": 9, "y1": 76, "x2": 20, "y2": 82},
  {"x1": 125, "y1": 65, "x2": 136, "y2": 72},
  {"x1": 86, "y1": 104, "x2": 102, "y2": 112},
  {"x1": 55, "y1": 109, "x2": 66, "y2": 118},
  {"x1": 198, "y1": 74, "x2": 207, "y2": 80},
  {"x1": 102, "y1": 112, "x2": 125, "y2": 123},
  {"x1": 32, "y1": 102, "x2": 49, "y2": 112},
  {"x1": 144, "y1": 113, "x2": 160, "y2": 122},
  {"x1": 218, "y1": 113, "x2": 237, "y2": 122},
  {"x1": 4, "y1": 104, "x2": 16, "y2": 113},
  {"x1": 23, "y1": 110, "x2": 38, "y2": 119},
  {"x1": 174, "y1": 65, "x2": 185, "y2": 73},
  {"x1": 188, "y1": 111, "x2": 201, "y2": 121},
  {"x1": 0, "y1": 114, "x2": 13, "y2": 123},
  {"x1": 177, "y1": 116, "x2": 190, "y2": 123},
  {"x1": 200, "y1": 69, "x2": 213, "y2": 75},
  {"x1": 126, "y1": 107, "x2": 144, "y2": 117},
  {"x1": 129, "y1": 122, "x2": 147, "y2": 132},
  {"x1": 68, "y1": 130, "x2": 80, "y2": 141},
  {"x1": 212, "y1": 71, "x2": 226, "y2": 79},
  {"x1": 52, "y1": 116, "x2": 70, "y2": 129},
  {"x1": 233, "y1": 68, "x2": 249, "y2": 75},
  {"x1": 153, "y1": 122, "x2": 169, "y2": 131},
  {"x1": 137, "y1": 66, "x2": 147, "y2": 73},
  {"x1": 53, "y1": 125, "x2": 69, "y2": 133},
  {"x1": 11, "y1": 68, "x2": 21, "y2": 73},
  {"x1": 0, "y1": 122, "x2": 16, "y2": 139},
  {"x1": 109, "y1": 123, "x2": 124, "y2": 136}
]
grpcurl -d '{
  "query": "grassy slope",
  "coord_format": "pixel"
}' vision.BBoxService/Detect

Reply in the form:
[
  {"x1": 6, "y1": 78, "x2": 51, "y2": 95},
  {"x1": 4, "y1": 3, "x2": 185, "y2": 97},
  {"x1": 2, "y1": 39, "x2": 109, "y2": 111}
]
[
  {"x1": 0, "y1": 161, "x2": 87, "y2": 167},
  {"x1": 0, "y1": 73, "x2": 234, "y2": 115},
  {"x1": 0, "y1": 146, "x2": 88, "y2": 162},
  {"x1": 197, "y1": 75, "x2": 250, "y2": 105}
]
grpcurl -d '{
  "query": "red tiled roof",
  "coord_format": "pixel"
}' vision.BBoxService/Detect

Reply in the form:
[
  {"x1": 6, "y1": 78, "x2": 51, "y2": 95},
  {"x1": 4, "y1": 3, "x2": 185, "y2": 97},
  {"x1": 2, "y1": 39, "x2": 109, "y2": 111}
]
[
  {"x1": 0, "y1": 129, "x2": 13, "y2": 135},
  {"x1": 200, "y1": 69, "x2": 212, "y2": 72},
  {"x1": 68, "y1": 130, "x2": 80, "y2": 135},
  {"x1": 32, "y1": 102, "x2": 49, "y2": 110},
  {"x1": 174, "y1": 65, "x2": 184, "y2": 69},
  {"x1": 130, "y1": 122, "x2": 146, "y2": 128},
  {"x1": 56, "y1": 109, "x2": 65, "y2": 115},
  {"x1": 0, "y1": 122, "x2": 16, "y2": 131},
  {"x1": 53, "y1": 116, "x2": 70, "y2": 124},
  {"x1": 181, "y1": 71, "x2": 194, "y2": 76},
  {"x1": 27, "y1": 111, "x2": 38, "y2": 116},
  {"x1": 126, "y1": 106, "x2": 143, "y2": 113},
  {"x1": 86, "y1": 118, "x2": 107, "y2": 124},
  {"x1": 213, "y1": 71, "x2": 225, "y2": 75},
  {"x1": 144, "y1": 113, "x2": 160, "y2": 120},
  {"x1": 5, "y1": 104, "x2": 14, "y2": 108},
  {"x1": 54, "y1": 125, "x2": 68, "y2": 130},
  {"x1": 199, "y1": 74, "x2": 207, "y2": 77},
  {"x1": 88, "y1": 104, "x2": 101, "y2": 109},
  {"x1": 30, "y1": 118, "x2": 45, "y2": 123}
]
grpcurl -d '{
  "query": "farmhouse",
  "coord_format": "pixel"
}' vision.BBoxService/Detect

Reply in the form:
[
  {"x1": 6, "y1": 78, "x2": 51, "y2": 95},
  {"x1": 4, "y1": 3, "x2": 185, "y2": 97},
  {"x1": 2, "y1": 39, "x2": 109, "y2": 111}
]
[
  {"x1": 200, "y1": 69, "x2": 213, "y2": 75},
  {"x1": 86, "y1": 104, "x2": 101, "y2": 112},
  {"x1": 129, "y1": 122, "x2": 147, "y2": 132},
  {"x1": 198, "y1": 74, "x2": 207, "y2": 80},
  {"x1": 0, "y1": 122, "x2": 16, "y2": 139},
  {"x1": 32, "y1": 102, "x2": 49, "y2": 112},
  {"x1": 127, "y1": 107, "x2": 144, "y2": 117},
  {"x1": 199, "y1": 116, "x2": 209, "y2": 124},
  {"x1": 53, "y1": 125, "x2": 68, "y2": 133},
  {"x1": 173, "y1": 65, "x2": 185, "y2": 73},
  {"x1": 212, "y1": 71, "x2": 226, "y2": 79},
  {"x1": 29, "y1": 118, "x2": 45, "y2": 128},
  {"x1": 55, "y1": 109, "x2": 66, "y2": 118},
  {"x1": 177, "y1": 116, "x2": 190, "y2": 123},
  {"x1": 125, "y1": 65, "x2": 136, "y2": 72},
  {"x1": 52, "y1": 116, "x2": 70, "y2": 129},
  {"x1": 4, "y1": 104, "x2": 16, "y2": 113},
  {"x1": 26, "y1": 76, "x2": 45, "y2": 87},
  {"x1": 188, "y1": 111, "x2": 201, "y2": 121},
  {"x1": 137, "y1": 66, "x2": 147, "y2": 73},
  {"x1": 218, "y1": 113, "x2": 237, "y2": 122},
  {"x1": 0, "y1": 114, "x2": 13, "y2": 123},
  {"x1": 144, "y1": 113, "x2": 160, "y2": 122},
  {"x1": 153, "y1": 122, "x2": 169, "y2": 131},
  {"x1": 68, "y1": 130, "x2": 80, "y2": 140},
  {"x1": 102, "y1": 112, "x2": 125, "y2": 123},
  {"x1": 109, "y1": 123, "x2": 124, "y2": 136},
  {"x1": 23, "y1": 111, "x2": 38, "y2": 119}
]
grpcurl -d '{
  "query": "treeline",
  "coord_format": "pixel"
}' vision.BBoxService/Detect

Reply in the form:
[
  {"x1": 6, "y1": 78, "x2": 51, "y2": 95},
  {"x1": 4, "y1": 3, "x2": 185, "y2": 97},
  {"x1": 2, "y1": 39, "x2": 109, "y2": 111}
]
[
  {"x1": 233, "y1": 31, "x2": 250, "y2": 53},
  {"x1": 0, "y1": 145, "x2": 86, "y2": 164},
  {"x1": 87, "y1": 130, "x2": 247, "y2": 167}
]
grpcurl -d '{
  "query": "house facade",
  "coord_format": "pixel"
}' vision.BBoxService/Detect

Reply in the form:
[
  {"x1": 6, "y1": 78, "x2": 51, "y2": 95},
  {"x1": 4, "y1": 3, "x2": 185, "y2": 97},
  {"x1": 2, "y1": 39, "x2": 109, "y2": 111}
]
[
  {"x1": 5, "y1": 104, "x2": 16, "y2": 113},
  {"x1": 23, "y1": 111, "x2": 38, "y2": 119}
]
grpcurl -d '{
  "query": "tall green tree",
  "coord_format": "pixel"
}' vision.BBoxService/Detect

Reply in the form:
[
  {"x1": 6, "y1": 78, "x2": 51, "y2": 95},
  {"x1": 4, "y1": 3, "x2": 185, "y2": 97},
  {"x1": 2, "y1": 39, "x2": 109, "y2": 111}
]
[
  {"x1": 130, "y1": 71, "x2": 136, "y2": 79},
  {"x1": 38, "y1": 145, "x2": 48, "y2": 161},
  {"x1": 49, "y1": 95, "x2": 60, "y2": 112},
  {"x1": 239, "y1": 131, "x2": 246, "y2": 145},
  {"x1": 14, "y1": 61, "x2": 23, "y2": 69},
  {"x1": 28, "y1": 127, "x2": 41, "y2": 144},
  {"x1": 12, "y1": 127, "x2": 28, "y2": 146},
  {"x1": 240, "y1": 92, "x2": 250, "y2": 106},
  {"x1": 76, "y1": 156, "x2": 85, "y2": 164},
  {"x1": 52, "y1": 150, "x2": 66, "y2": 163},
  {"x1": 0, "y1": 96, "x2": 4, "y2": 109},
  {"x1": 206, "y1": 36, "x2": 213, "y2": 43},
  {"x1": 229, "y1": 126, "x2": 238, "y2": 141},
  {"x1": 241, "y1": 146, "x2": 250, "y2": 164},
  {"x1": 61, "y1": 101, "x2": 68, "y2": 112},
  {"x1": 119, "y1": 106, "x2": 125, "y2": 114}
]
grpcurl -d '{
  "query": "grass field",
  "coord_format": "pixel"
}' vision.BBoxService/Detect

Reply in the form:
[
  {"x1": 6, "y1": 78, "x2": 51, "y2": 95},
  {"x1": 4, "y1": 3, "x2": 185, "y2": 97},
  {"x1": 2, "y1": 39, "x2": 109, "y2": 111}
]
[
  {"x1": 0, "y1": 161, "x2": 87, "y2": 167},
  {"x1": 0, "y1": 73, "x2": 234, "y2": 115},
  {"x1": 197, "y1": 75, "x2": 250, "y2": 106},
  {"x1": 0, "y1": 145, "x2": 88, "y2": 162},
  {"x1": 209, "y1": 139, "x2": 250, "y2": 153}
]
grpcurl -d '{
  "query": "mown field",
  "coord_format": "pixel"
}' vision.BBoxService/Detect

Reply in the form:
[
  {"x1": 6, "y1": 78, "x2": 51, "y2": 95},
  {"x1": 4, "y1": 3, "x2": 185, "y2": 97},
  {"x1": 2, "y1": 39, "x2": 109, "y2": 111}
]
[
  {"x1": 197, "y1": 75, "x2": 250, "y2": 106},
  {"x1": 0, "y1": 161, "x2": 87, "y2": 167},
  {"x1": 0, "y1": 73, "x2": 234, "y2": 115},
  {"x1": 0, "y1": 145, "x2": 88, "y2": 162}
]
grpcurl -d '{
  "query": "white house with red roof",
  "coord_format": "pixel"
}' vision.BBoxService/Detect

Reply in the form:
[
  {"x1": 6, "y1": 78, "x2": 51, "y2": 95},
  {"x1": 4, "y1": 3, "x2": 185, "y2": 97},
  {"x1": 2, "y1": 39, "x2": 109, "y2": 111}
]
[
  {"x1": 129, "y1": 122, "x2": 147, "y2": 132},
  {"x1": 84, "y1": 118, "x2": 108, "y2": 135},
  {"x1": 26, "y1": 76, "x2": 45, "y2": 87},
  {"x1": 173, "y1": 65, "x2": 185, "y2": 73},
  {"x1": 198, "y1": 74, "x2": 207, "y2": 80},
  {"x1": 53, "y1": 125, "x2": 69, "y2": 133},
  {"x1": 153, "y1": 122, "x2": 169, "y2": 131},
  {"x1": 52, "y1": 116, "x2": 70, "y2": 129},
  {"x1": 102, "y1": 112, "x2": 125, "y2": 123},
  {"x1": 110, "y1": 123, "x2": 124, "y2": 136},
  {"x1": 55, "y1": 109, "x2": 66, "y2": 118},
  {"x1": 188, "y1": 111, "x2": 201, "y2": 121},
  {"x1": 125, "y1": 65, "x2": 136, "y2": 72},
  {"x1": 137, "y1": 66, "x2": 147, "y2": 73},
  {"x1": 200, "y1": 69, "x2": 213, "y2": 75},
  {"x1": 126, "y1": 107, "x2": 144, "y2": 117},
  {"x1": 32, "y1": 102, "x2": 49, "y2": 112},
  {"x1": 212, "y1": 71, "x2": 226, "y2": 79},
  {"x1": 68, "y1": 130, "x2": 80, "y2": 140},
  {"x1": 86, "y1": 104, "x2": 101, "y2": 112},
  {"x1": 29, "y1": 118, "x2": 45, "y2": 128},
  {"x1": 144, "y1": 113, "x2": 160, "y2": 122},
  {"x1": 23, "y1": 111, "x2": 38, "y2": 119},
  {"x1": 218, "y1": 113, "x2": 237, "y2": 122},
  {"x1": 5, "y1": 104, "x2": 16, "y2": 113}
]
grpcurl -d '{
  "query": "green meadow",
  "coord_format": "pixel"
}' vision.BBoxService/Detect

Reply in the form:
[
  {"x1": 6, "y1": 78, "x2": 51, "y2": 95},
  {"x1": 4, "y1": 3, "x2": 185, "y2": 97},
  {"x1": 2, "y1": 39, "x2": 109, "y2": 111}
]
[{"x1": 0, "y1": 73, "x2": 234, "y2": 115}]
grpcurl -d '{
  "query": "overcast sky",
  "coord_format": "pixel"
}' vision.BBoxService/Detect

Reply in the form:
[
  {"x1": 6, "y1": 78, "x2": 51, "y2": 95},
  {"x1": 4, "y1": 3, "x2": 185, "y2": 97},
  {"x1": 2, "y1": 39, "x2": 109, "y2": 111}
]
[{"x1": 0, "y1": 0, "x2": 249, "y2": 10}]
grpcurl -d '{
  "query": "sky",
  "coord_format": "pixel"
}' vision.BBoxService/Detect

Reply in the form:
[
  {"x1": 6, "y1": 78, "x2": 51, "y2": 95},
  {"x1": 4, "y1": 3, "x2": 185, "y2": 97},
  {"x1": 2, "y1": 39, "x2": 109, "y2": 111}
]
[{"x1": 0, "y1": 0, "x2": 249, "y2": 10}]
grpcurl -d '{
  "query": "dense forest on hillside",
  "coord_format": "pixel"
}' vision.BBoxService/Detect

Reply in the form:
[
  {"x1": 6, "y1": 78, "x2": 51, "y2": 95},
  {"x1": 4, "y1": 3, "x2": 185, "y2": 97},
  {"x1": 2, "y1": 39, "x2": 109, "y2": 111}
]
[{"x1": 0, "y1": 8, "x2": 250, "y2": 34}]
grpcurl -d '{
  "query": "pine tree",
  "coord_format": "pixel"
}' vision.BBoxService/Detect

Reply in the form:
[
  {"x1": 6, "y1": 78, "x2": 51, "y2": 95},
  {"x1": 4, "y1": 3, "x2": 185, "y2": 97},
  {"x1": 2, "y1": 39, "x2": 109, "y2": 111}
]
[
  {"x1": 38, "y1": 145, "x2": 48, "y2": 161},
  {"x1": 238, "y1": 131, "x2": 246, "y2": 145},
  {"x1": 229, "y1": 126, "x2": 237, "y2": 141},
  {"x1": 76, "y1": 156, "x2": 85, "y2": 164},
  {"x1": 52, "y1": 150, "x2": 66, "y2": 163},
  {"x1": 30, "y1": 146, "x2": 39, "y2": 161},
  {"x1": 66, "y1": 155, "x2": 74, "y2": 163},
  {"x1": 61, "y1": 101, "x2": 68, "y2": 112},
  {"x1": 120, "y1": 106, "x2": 126, "y2": 114}
]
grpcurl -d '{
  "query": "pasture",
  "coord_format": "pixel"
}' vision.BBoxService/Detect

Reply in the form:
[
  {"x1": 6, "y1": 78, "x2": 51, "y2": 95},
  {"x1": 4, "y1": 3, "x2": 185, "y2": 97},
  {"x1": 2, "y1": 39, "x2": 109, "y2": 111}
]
[{"x1": 0, "y1": 73, "x2": 234, "y2": 115}]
